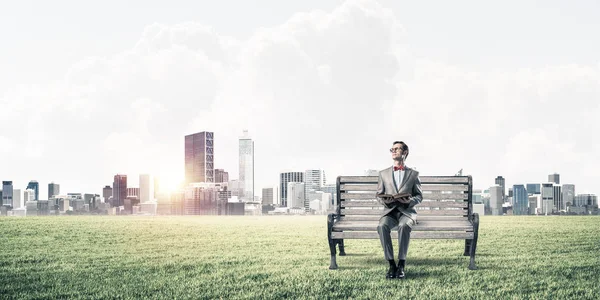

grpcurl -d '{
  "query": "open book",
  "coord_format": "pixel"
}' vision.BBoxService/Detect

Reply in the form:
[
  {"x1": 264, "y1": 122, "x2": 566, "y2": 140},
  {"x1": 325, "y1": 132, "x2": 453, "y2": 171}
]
[{"x1": 376, "y1": 192, "x2": 411, "y2": 204}]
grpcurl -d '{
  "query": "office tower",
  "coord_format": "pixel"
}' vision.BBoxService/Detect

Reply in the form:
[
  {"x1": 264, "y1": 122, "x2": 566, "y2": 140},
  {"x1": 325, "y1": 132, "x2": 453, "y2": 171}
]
[
  {"x1": 185, "y1": 131, "x2": 214, "y2": 184},
  {"x1": 280, "y1": 172, "x2": 304, "y2": 207},
  {"x1": 321, "y1": 184, "x2": 337, "y2": 208},
  {"x1": 508, "y1": 187, "x2": 513, "y2": 198},
  {"x1": 287, "y1": 182, "x2": 305, "y2": 209},
  {"x1": 1, "y1": 181, "x2": 13, "y2": 207},
  {"x1": 548, "y1": 173, "x2": 560, "y2": 184},
  {"x1": 48, "y1": 182, "x2": 60, "y2": 199},
  {"x1": 541, "y1": 183, "x2": 554, "y2": 214},
  {"x1": 494, "y1": 176, "x2": 505, "y2": 201},
  {"x1": 512, "y1": 185, "x2": 528, "y2": 215},
  {"x1": 304, "y1": 169, "x2": 326, "y2": 211},
  {"x1": 553, "y1": 185, "x2": 563, "y2": 212},
  {"x1": 562, "y1": 184, "x2": 575, "y2": 207},
  {"x1": 103, "y1": 185, "x2": 113, "y2": 203},
  {"x1": 214, "y1": 169, "x2": 227, "y2": 183},
  {"x1": 24, "y1": 189, "x2": 35, "y2": 203},
  {"x1": 140, "y1": 174, "x2": 154, "y2": 203},
  {"x1": 12, "y1": 189, "x2": 23, "y2": 209},
  {"x1": 239, "y1": 130, "x2": 254, "y2": 201},
  {"x1": 526, "y1": 183, "x2": 541, "y2": 195},
  {"x1": 489, "y1": 185, "x2": 503, "y2": 216},
  {"x1": 112, "y1": 175, "x2": 127, "y2": 207},
  {"x1": 183, "y1": 183, "x2": 221, "y2": 215},
  {"x1": 126, "y1": 188, "x2": 140, "y2": 199},
  {"x1": 26, "y1": 180, "x2": 39, "y2": 201},
  {"x1": 262, "y1": 187, "x2": 274, "y2": 205}
]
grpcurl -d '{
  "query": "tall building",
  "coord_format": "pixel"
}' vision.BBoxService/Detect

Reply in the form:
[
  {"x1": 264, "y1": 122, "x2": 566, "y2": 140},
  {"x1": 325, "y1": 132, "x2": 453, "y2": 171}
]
[
  {"x1": 103, "y1": 185, "x2": 113, "y2": 203},
  {"x1": 562, "y1": 184, "x2": 575, "y2": 207},
  {"x1": 183, "y1": 183, "x2": 222, "y2": 215},
  {"x1": 287, "y1": 182, "x2": 305, "y2": 209},
  {"x1": 280, "y1": 172, "x2": 304, "y2": 207},
  {"x1": 24, "y1": 189, "x2": 35, "y2": 204},
  {"x1": 27, "y1": 180, "x2": 39, "y2": 201},
  {"x1": 541, "y1": 183, "x2": 554, "y2": 214},
  {"x1": 48, "y1": 182, "x2": 60, "y2": 199},
  {"x1": 321, "y1": 184, "x2": 337, "y2": 208},
  {"x1": 512, "y1": 185, "x2": 528, "y2": 215},
  {"x1": 2, "y1": 181, "x2": 13, "y2": 207},
  {"x1": 12, "y1": 189, "x2": 23, "y2": 209},
  {"x1": 548, "y1": 173, "x2": 560, "y2": 184},
  {"x1": 304, "y1": 169, "x2": 326, "y2": 211},
  {"x1": 214, "y1": 169, "x2": 229, "y2": 183},
  {"x1": 239, "y1": 130, "x2": 254, "y2": 201},
  {"x1": 126, "y1": 188, "x2": 140, "y2": 199},
  {"x1": 553, "y1": 185, "x2": 563, "y2": 212},
  {"x1": 526, "y1": 183, "x2": 541, "y2": 195},
  {"x1": 140, "y1": 174, "x2": 154, "y2": 203},
  {"x1": 112, "y1": 175, "x2": 127, "y2": 207},
  {"x1": 494, "y1": 176, "x2": 505, "y2": 201},
  {"x1": 489, "y1": 185, "x2": 503, "y2": 215},
  {"x1": 262, "y1": 187, "x2": 275, "y2": 205},
  {"x1": 185, "y1": 131, "x2": 214, "y2": 184}
]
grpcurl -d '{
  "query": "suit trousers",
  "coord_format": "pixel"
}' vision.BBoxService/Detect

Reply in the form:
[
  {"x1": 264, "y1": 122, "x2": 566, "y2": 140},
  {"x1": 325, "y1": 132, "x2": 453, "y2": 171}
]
[{"x1": 377, "y1": 208, "x2": 415, "y2": 261}]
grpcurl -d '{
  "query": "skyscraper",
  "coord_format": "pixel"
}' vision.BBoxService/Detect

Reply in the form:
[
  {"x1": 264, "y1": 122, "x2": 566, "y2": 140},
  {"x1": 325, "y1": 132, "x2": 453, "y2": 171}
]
[
  {"x1": 541, "y1": 183, "x2": 554, "y2": 214},
  {"x1": 262, "y1": 187, "x2": 274, "y2": 205},
  {"x1": 562, "y1": 184, "x2": 575, "y2": 207},
  {"x1": 103, "y1": 185, "x2": 113, "y2": 203},
  {"x1": 12, "y1": 189, "x2": 23, "y2": 209},
  {"x1": 185, "y1": 131, "x2": 214, "y2": 184},
  {"x1": 214, "y1": 169, "x2": 229, "y2": 183},
  {"x1": 48, "y1": 182, "x2": 60, "y2": 199},
  {"x1": 548, "y1": 173, "x2": 560, "y2": 184},
  {"x1": 239, "y1": 130, "x2": 254, "y2": 202},
  {"x1": 489, "y1": 185, "x2": 503, "y2": 215},
  {"x1": 494, "y1": 176, "x2": 505, "y2": 201},
  {"x1": 140, "y1": 174, "x2": 154, "y2": 203},
  {"x1": 512, "y1": 185, "x2": 528, "y2": 215},
  {"x1": 304, "y1": 169, "x2": 326, "y2": 211},
  {"x1": 553, "y1": 185, "x2": 563, "y2": 212},
  {"x1": 526, "y1": 183, "x2": 541, "y2": 195},
  {"x1": 280, "y1": 172, "x2": 304, "y2": 207},
  {"x1": 27, "y1": 180, "x2": 39, "y2": 201},
  {"x1": 2, "y1": 181, "x2": 13, "y2": 207},
  {"x1": 287, "y1": 182, "x2": 305, "y2": 209},
  {"x1": 112, "y1": 175, "x2": 127, "y2": 207}
]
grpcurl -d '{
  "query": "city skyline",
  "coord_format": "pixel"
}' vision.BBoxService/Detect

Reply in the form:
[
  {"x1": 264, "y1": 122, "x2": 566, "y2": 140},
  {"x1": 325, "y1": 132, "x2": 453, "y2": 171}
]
[{"x1": 2, "y1": 0, "x2": 600, "y2": 197}]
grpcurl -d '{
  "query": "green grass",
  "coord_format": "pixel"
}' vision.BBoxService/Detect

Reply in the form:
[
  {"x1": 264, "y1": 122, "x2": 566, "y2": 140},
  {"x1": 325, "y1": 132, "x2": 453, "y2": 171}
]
[{"x1": 1, "y1": 215, "x2": 599, "y2": 299}]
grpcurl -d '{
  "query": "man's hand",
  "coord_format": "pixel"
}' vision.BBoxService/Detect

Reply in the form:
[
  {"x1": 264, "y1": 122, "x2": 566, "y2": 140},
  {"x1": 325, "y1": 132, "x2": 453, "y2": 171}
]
[{"x1": 397, "y1": 196, "x2": 411, "y2": 204}]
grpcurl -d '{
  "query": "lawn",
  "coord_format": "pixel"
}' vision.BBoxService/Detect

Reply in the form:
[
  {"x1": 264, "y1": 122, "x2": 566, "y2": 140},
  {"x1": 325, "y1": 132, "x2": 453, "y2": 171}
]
[{"x1": 1, "y1": 215, "x2": 599, "y2": 299}]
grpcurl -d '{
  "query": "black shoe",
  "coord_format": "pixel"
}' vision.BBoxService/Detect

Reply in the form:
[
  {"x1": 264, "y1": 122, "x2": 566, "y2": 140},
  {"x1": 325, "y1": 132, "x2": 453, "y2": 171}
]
[
  {"x1": 386, "y1": 265, "x2": 397, "y2": 279},
  {"x1": 395, "y1": 266, "x2": 405, "y2": 279}
]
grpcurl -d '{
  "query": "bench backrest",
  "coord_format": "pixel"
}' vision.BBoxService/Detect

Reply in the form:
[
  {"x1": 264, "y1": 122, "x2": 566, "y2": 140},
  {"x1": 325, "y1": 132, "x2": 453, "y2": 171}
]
[{"x1": 336, "y1": 175, "x2": 473, "y2": 222}]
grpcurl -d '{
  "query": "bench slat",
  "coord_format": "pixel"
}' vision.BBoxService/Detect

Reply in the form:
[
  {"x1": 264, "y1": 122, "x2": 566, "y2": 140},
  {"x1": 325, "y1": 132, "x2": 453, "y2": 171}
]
[
  {"x1": 340, "y1": 215, "x2": 469, "y2": 222},
  {"x1": 332, "y1": 231, "x2": 474, "y2": 239},
  {"x1": 341, "y1": 208, "x2": 467, "y2": 216},
  {"x1": 340, "y1": 184, "x2": 469, "y2": 192},
  {"x1": 333, "y1": 221, "x2": 472, "y2": 232},
  {"x1": 338, "y1": 176, "x2": 469, "y2": 184},
  {"x1": 342, "y1": 201, "x2": 468, "y2": 208},
  {"x1": 341, "y1": 193, "x2": 468, "y2": 200}
]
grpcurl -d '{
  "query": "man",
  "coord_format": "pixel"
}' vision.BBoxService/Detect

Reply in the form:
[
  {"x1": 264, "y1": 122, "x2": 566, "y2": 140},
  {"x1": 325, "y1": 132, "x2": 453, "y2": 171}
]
[{"x1": 376, "y1": 141, "x2": 423, "y2": 279}]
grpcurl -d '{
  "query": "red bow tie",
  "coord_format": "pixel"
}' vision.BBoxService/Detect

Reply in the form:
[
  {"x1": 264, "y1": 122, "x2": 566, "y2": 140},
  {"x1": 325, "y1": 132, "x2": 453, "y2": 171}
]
[{"x1": 394, "y1": 165, "x2": 405, "y2": 171}]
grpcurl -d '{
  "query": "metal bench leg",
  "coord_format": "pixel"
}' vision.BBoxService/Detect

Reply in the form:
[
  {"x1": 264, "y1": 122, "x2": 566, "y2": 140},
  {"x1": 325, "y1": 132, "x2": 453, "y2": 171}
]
[
  {"x1": 338, "y1": 239, "x2": 346, "y2": 256},
  {"x1": 327, "y1": 213, "x2": 338, "y2": 270},
  {"x1": 469, "y1": 213, "x2": 480, "y2": 270},
  {"x1": 464, "y1": 239, "x2": 472, "y2": 256}
]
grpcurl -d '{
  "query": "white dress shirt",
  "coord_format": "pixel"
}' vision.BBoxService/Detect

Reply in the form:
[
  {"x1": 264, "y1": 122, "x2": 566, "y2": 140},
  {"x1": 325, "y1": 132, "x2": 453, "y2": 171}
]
[{"x1": 393, "y1": 166, "x2": 405, "y2": 192}]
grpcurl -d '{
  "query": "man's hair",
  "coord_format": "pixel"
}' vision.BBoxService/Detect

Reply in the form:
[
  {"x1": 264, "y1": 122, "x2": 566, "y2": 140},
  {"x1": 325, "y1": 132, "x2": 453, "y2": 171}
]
[{"x1": 392, "y1": 141, "x2": 409, "y2": 159}]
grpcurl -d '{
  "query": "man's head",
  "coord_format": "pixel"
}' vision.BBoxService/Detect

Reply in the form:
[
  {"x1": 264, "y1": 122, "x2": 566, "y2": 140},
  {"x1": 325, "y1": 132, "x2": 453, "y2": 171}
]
[{"x1": 390, "y1": 141, "x2": 409, "y2": 162}]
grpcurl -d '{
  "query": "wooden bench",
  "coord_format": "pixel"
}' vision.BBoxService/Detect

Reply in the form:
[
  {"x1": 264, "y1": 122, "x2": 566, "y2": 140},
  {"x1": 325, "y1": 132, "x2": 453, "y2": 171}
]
[{"x1": 327, "y1": 175, "x2": 480, "y2": 270}]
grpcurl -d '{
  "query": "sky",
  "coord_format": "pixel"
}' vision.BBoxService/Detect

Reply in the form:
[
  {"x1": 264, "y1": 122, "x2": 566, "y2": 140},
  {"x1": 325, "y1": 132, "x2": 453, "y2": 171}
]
[{"x1": 1, "y1": 0, "x2": 599, "y2": 199}]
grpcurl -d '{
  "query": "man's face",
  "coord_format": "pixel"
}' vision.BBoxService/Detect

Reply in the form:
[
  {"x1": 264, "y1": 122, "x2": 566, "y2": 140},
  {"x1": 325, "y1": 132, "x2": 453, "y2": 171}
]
[{"x1": 390, "y1": 143, "x2": 404, "y2": 160}]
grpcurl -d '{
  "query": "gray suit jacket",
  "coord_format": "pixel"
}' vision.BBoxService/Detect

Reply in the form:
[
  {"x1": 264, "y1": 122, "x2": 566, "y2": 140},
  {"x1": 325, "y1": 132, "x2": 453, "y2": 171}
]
[{"x1": 376, "y1": 166, "x2": 423, "y2": 222}]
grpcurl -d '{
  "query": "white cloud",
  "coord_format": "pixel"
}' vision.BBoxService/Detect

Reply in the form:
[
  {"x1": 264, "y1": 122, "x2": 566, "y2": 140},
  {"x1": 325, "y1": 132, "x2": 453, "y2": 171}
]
[{"x1": 0, "y1": 0, "x2": 599, "y2": 197}]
